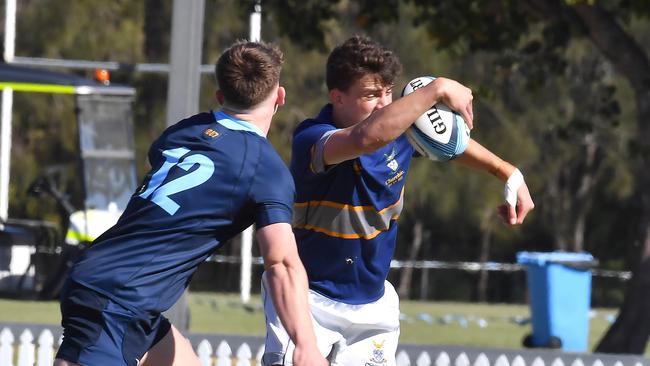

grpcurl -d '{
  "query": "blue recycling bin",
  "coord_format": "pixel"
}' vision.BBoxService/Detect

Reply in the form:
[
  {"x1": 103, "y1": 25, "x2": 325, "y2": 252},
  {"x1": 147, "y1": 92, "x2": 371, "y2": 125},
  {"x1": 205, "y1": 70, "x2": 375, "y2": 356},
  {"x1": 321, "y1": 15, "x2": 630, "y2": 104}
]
[{"x1": 517, "y1": 251, "x2": 597, "y2": 352}]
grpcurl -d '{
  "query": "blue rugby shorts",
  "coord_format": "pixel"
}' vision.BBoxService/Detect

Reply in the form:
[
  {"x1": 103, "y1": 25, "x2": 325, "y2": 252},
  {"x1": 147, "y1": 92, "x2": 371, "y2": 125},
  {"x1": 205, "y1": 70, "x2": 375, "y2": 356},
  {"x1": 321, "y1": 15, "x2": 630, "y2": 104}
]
[{"x1": 56, "y1": 280, "x2": 171, "y2": 366}]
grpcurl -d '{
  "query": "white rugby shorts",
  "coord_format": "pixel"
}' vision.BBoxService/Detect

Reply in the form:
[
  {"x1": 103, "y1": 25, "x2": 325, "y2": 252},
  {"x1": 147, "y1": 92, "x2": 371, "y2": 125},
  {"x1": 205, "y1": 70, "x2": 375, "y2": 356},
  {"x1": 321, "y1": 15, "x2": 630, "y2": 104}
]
[{"x1": 261, "y1": 274, "x2": 400, "y2": 366}]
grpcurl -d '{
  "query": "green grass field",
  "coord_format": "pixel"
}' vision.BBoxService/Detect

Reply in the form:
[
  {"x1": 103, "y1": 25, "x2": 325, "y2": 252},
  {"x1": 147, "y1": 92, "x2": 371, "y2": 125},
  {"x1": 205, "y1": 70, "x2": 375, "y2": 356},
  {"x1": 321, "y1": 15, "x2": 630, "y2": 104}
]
[
  {"x1": 0, "y1": 292, "x2": 620, "y2": 351},
  {"x1": 188, "y1": 293, "x2": 618, "y2": 350}
]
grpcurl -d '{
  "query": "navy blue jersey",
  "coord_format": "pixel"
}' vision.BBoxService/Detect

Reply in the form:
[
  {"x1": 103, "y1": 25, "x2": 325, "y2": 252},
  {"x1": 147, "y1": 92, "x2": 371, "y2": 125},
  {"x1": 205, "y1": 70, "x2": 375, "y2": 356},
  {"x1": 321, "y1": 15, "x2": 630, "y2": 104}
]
[
  {"x1": 291, "y1": 105, "x2": 415, "y2": 304},
  {"x1": 69, "y1": 111, "x2": 294, "y2": 315}
]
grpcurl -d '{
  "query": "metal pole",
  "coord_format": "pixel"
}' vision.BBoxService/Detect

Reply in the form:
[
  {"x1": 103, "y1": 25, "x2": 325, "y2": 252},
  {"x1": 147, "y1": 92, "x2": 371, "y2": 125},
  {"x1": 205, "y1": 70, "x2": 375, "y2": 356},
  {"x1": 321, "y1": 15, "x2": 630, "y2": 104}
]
[
  {"x1": 165, "y1": 0, "x2": 205, "y2": 127},
  {"x1": 250, "y1": 1, "x2": 262, "y2": 42},
  {"x1": 162, "y1": 0, "x2": 205, "y2": 333},
  {"x1": 0, "y1": 88, "x2": 13, "y2": 224},
  {"x1": 4, "y1": 0, "x2": 15, "y2": 63},
  {"x1": 7, "y1": 56, "x2": 216, "y2": 74},
  {"x1": 240, "y1": 0, "x2": 262, "y2": 305},
  {"x1": 1, "y1": 0, "x2": 17, "y2": 224}
]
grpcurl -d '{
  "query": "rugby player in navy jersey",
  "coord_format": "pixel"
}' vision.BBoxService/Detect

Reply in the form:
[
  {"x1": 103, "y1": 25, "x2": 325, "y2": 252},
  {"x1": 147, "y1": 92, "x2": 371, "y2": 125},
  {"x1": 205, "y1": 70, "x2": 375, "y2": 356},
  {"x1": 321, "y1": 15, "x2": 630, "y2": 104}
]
[
  {"x1": 262, "y1": 36, "x2": 535, "y2": 365},
  {"x1": 54, "y1": 41, "x2": 327, "y2": 366}
]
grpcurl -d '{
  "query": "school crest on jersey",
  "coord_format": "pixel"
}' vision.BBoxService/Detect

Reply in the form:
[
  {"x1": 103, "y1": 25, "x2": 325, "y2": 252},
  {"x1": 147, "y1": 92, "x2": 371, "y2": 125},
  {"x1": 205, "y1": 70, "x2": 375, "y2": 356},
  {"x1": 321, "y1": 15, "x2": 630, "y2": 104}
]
[
  {"x1": 203, "y1": 128, "x2": 219, "y2": 138},
  {"x1": 365, "y1": 339, "x2": 388, "y2": 366},
  {"x1": 384, "y1": 148, "x2": 398, "y2": 172},
  {"x1": 384, "y1": 147, "x2": 404, "y2": 187}
]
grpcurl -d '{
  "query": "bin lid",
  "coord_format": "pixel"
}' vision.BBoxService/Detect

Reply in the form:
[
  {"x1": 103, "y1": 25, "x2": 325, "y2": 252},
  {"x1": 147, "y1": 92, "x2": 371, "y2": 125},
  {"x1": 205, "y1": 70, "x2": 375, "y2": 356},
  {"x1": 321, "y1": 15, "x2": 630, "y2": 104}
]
[{"x1": 516, "y1": 251, "x2": 596, "y2": 266}]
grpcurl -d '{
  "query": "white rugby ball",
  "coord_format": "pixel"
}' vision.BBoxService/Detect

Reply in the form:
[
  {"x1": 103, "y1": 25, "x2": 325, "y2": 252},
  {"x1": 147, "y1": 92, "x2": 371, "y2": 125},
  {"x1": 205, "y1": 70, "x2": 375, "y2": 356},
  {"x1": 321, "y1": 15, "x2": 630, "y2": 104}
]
[{"x1": 401, "y1": 76, "x2": 470, "y2": 161}]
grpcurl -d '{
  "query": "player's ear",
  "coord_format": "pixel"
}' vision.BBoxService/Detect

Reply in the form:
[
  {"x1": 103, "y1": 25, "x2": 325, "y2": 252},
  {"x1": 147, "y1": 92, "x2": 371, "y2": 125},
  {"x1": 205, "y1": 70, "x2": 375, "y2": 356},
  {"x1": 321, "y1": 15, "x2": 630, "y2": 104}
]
[
  {"x1": 216, "y1": 90, "x2": 225, "y2": 105},
  {"x1": 329, "y1": 89, "x2": 342, "y2": 105},
  {"x1": 276, "y1": 86, "x2": 286, "y2": 107}
]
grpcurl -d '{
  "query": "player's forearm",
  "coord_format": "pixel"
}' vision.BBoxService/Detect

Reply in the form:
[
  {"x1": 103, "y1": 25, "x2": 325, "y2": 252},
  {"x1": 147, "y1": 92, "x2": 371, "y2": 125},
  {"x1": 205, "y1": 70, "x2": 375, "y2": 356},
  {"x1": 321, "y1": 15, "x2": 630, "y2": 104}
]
[
  {"x1": 353, "y1": 80, "x2": 448, "y2": 152},
  {"x1": 325, "y1": 92, "x2": 436, "y2": 164},
  {"x1": 265, "y1": 261, "x2": 318, "y2": 348},
  {"x1": 455, "y1": 139, "x2": 516, "y2": 182}
]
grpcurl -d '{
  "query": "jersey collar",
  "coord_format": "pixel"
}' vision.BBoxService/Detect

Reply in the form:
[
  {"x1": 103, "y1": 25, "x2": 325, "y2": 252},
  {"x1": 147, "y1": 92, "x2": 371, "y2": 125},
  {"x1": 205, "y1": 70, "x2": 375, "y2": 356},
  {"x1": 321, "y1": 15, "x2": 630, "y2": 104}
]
[
  {"x1": 316, "y1": 104, "x2": 334, "y2": 125},
  {"x1": 213, "y1": 110, "x2": 265, "y2": 137}
]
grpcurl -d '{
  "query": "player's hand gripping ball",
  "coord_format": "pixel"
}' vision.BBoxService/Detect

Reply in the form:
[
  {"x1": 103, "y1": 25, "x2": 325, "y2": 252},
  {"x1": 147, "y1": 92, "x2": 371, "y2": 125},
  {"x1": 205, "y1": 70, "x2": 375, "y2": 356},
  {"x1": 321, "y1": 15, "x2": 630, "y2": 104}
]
[{"x1": 401, "y1": 76, "x2": 470, "y2": 161}]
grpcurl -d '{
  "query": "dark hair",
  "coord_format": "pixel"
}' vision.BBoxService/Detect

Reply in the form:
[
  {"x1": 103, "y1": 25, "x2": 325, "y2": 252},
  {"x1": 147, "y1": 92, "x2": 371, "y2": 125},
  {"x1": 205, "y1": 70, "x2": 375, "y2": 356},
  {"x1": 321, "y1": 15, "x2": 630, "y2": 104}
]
[
  {"x1": 326, "y1": 35, "x2": 402, "y2": 92},
  {"x1": 216, "y1": 41, "x2": 284, "y2": 108}
]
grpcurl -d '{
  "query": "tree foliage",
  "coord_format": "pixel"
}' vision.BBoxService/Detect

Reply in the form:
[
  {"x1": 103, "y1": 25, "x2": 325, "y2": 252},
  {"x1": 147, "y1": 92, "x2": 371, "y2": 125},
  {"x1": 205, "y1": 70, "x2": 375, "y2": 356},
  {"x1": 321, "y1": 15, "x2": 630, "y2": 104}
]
[
  {"x1": 4, "y1": 0, "x2": 650, "y2": 352},
  {"x1": 263, "y1": 0, "x2": 650, "y2": 353}
]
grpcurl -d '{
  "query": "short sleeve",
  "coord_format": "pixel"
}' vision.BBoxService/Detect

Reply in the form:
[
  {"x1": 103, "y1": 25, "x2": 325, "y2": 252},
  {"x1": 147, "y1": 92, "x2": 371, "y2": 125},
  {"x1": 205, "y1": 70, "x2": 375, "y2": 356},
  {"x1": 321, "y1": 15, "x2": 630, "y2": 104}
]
[
  {"x1": 398, "y1": 133, "x2": 420, "y2": 158},
  {"x1": 250, "y1": 143, "x2": 295, "y2": 228},
  {"x1": 292, "y1": 123, "x2": 339, "y2": 176}
]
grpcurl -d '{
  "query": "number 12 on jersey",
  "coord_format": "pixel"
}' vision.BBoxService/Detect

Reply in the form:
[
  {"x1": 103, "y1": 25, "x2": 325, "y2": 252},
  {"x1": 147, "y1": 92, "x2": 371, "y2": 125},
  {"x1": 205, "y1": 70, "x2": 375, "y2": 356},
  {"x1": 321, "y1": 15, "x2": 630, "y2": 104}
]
[{"x1": 139, "y1": 147, "x2": 215, "y2": 215}]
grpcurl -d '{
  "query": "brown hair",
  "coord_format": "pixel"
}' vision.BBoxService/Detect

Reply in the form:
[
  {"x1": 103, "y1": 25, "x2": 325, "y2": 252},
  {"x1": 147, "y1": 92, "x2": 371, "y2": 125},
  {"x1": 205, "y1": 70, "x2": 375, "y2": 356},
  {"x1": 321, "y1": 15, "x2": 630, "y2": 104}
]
[
  {"x1": 326, "y1": 35, "x2": 402, "y2": 92},
  {"x1": 216, "y1": 41, "x2": 284, "y2": 109}
]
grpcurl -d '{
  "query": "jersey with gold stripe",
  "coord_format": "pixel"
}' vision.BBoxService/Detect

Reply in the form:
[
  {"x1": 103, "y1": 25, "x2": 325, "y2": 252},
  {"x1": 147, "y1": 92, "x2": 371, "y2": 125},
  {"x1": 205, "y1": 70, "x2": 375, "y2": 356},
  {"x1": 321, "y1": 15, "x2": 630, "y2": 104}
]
[
  {"x1": 291, "y1": 104, "x2": 415, "y2": 304},
  {"x1": 68, "y1": 111, "x2": 295, "y2": 314}
]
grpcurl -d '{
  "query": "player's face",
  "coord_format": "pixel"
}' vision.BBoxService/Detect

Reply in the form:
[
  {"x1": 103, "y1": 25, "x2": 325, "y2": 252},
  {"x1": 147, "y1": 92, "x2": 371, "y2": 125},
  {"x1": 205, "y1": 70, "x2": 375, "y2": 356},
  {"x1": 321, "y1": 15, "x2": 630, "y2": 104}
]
[{"x1": 333, "y1": 74, "x2": 393, "y2": 127}]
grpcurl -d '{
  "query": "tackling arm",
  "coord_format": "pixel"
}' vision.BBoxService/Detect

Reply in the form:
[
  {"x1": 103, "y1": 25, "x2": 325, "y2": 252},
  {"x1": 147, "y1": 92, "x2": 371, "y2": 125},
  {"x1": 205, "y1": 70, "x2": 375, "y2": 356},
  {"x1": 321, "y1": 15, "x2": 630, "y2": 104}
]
[
  {"x1": 256, "y1": 223, "x2": 327, "y2": 366},
  {"x1": 454, "y1": 139, "x2": 535, "y2": 225}
]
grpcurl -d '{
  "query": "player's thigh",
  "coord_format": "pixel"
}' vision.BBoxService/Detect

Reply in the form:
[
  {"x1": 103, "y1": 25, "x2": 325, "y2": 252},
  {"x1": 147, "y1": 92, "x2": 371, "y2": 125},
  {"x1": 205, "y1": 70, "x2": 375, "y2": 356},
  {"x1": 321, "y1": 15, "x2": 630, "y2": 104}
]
[
  {"x1": 140, "y1": 325, "x2": 200, "y2": 366},
  {"x1": 331, "y1": 329, "x2": 399, "y2": 366},
  {"x1": 330, "y1": 282, "x2": 401, "y2": 366}
]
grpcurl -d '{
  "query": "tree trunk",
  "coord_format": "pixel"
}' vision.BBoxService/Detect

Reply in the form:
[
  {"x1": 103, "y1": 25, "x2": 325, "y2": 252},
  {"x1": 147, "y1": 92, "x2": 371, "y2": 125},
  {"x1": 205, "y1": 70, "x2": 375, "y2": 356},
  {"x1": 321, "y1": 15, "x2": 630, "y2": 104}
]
[
  {"x1": 595, "y1": 90, "x2": 650, "y2": 353},
  {"x1": 548, "y1": 136, "x2": 601, "y2": 252},
  {"x1": 571, "y1": 135, "x2": 602, "y2": 252},
  {"x1": 477, "y1": 208, "x2": 493, "y2": 302},
  {"x1": 596, "y1": 223, "x2": 650, "y2": 353},
  {"x1": 398, "y1": 220, "x2": 423, "y2": 299},
  {"x1": 547, "y1": 174, "x2": 568, "y2": 251},
  {"x1": 567, "y1": 3, "x2": 650, "y2": 353}
]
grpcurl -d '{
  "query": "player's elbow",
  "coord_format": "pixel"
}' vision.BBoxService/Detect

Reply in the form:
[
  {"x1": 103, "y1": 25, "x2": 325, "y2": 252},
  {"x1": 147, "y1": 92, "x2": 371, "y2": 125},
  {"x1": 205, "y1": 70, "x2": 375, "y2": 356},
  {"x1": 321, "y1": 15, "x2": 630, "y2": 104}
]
[
  {"x1": 264, "y1": 251, "x2": 304, "y2": 274},
  {"x1": 266, "y1": 258, "x2": 308, "y2": 285}
]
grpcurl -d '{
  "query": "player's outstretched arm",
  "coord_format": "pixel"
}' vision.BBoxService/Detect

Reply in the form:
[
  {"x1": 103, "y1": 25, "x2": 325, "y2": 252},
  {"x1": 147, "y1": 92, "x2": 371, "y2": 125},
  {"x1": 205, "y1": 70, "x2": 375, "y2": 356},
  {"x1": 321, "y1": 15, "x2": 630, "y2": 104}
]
[
  {"x1": 257, "y1": 223, "x2": 328, "y2": 366},
  {"x1": 323, "y1": 77, "x2": 474, "y2": 165},
  {"x1": 454, "y1": 139, "x2": 535, "y2": 225}
]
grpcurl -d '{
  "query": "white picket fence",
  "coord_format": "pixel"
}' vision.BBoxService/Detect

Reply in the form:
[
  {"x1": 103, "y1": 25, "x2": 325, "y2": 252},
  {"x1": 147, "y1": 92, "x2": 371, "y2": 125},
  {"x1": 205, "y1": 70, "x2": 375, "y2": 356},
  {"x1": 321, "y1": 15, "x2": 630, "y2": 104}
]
[{"x1": 0, "y1": 327, "x2": 646, "y2": 366}]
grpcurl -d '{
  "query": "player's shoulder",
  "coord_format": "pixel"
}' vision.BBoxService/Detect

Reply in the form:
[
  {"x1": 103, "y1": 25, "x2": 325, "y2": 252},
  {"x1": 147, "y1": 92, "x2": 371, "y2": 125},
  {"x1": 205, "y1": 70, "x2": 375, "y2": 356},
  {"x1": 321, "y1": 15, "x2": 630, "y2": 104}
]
[
  {"x1": 253, "y1": 143, "x2": 295, "y2": 196},
  {"x1": 294, "y1": 105, "x2": 336, "y2": 138},
  {"x1": 294, "y1": 118, "x2": 324, "y2": 137},
  {"x1": 293, "y1": 119, "x2": 336, "y2": 152},
  {"x1": 169, "y1": 112, "x2": 214, "y2": 132},
  {"x1": 258, "y1": 141, "x2": 289, "y2": 171},
  {"x1": 154, "y1": 112, "x2": 217, "y2": 144}
]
